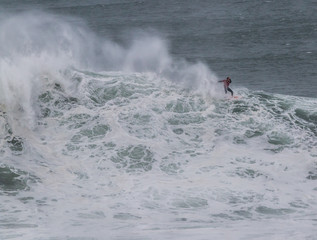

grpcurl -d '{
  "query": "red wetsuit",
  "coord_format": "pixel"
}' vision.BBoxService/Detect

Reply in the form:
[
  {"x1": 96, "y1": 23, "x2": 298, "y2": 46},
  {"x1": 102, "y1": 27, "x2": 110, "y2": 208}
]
[{"x1": 219, "y1": 78, "x2": 233, "y2": 96}]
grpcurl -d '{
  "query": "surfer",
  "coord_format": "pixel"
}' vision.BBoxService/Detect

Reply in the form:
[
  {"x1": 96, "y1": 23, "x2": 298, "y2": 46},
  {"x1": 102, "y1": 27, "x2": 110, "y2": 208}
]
[{"x1": 218, "y1": 77, "x2": 233, "y2": 96}]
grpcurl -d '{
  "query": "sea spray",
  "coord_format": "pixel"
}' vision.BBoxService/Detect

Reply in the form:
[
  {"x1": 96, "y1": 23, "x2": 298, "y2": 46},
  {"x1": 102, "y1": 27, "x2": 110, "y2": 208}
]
[
  {"x1": 0, "y1": 11, "x2": 218, "y2": 133},
  {"x1": 1, "y1": 10, "x2": 316, "y2": 240}
]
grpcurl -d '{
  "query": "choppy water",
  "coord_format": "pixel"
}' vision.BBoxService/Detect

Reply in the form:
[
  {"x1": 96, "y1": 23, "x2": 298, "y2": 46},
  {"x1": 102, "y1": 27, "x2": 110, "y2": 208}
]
[{"x1": 0, "y1": 1, "x2": 317, "y2": 240}]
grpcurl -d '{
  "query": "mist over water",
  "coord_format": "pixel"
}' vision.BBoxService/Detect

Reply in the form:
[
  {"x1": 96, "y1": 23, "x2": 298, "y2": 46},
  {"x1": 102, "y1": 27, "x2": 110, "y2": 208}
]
[
  {"x1": 0, "y1": 11, "x2": 218, "y2": 133},
  {"x1": 0, "y1": 11, "x2": 218, "y2": 128},
  {"x1": 0, "y1": 5, "x2": 316, "y2": 240}
]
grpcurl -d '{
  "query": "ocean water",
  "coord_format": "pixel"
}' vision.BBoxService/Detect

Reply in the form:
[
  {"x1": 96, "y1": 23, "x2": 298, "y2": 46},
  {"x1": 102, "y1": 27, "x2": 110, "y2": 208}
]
[{"x1": 0, "y1": 1, "x2": 317, "y2": 240}]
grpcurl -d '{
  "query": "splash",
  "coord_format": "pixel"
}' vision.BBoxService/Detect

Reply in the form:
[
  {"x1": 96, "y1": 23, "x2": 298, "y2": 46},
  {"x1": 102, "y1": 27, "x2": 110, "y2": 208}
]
[{"x1": 0, "y1": 11, "x2": 218, "y2": 133}]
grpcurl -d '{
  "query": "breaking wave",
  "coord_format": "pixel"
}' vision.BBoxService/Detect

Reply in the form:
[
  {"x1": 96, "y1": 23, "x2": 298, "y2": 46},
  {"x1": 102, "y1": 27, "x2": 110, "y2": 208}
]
[{"x1": 0, "y1": 11, "x2": 316, "y2": 240}]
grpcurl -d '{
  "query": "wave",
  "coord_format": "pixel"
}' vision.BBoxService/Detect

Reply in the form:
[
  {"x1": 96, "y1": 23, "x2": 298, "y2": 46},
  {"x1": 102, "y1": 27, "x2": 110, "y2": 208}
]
[
  {"x1": 1, "y1": 66, "x2": 316, "y2": 176},
  {"x1": 1, "y1": 67, "x2": 317, "y2": 239},
  {"x1": 1, "y1": 11, "x2": 317, "y2": 240},
  {"x1": 0, "y1": 11, "x2": 217, "y2": 132}
]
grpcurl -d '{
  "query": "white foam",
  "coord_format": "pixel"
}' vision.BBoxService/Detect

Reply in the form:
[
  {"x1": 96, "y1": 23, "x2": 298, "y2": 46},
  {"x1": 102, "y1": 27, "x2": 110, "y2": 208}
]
[
  {"x1": 0, "y1": 11, "x2": 219, "y2": 135},
  {"x1": 1, "y1": 11, "x2": 316, "y2": 240}
]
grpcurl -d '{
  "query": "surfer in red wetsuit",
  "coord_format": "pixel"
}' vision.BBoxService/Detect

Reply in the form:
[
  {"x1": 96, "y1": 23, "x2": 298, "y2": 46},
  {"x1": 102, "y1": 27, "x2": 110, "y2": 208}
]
[{"x1": 218, "y1": 77, "x2": 233, "y2": 96}]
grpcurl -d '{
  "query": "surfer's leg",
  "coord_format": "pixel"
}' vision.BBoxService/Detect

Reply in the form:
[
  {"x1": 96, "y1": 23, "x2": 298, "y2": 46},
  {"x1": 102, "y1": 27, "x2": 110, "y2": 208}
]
[
  {"x1": 227, "y1": 87, "x2": 233, "y2": 96},
  {"x1": 224, "y1": 86, "x2": 228, "y2": 94}
]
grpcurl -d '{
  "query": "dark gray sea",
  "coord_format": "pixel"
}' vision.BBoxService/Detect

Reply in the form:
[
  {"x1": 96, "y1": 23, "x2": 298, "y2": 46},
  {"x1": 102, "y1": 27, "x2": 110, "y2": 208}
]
[
  {"x1": 1, "y1": 0, "x2": 316, "y2": 97},
  {"x1": 0, "y1": 1, "x2": 316, "y2": 240}
]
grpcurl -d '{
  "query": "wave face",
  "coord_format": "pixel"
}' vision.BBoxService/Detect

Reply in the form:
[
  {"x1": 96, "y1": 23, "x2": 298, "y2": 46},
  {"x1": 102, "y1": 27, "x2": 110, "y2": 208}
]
[{"x1": 0, "y1": 12, "x2": 317, "y2": 240}]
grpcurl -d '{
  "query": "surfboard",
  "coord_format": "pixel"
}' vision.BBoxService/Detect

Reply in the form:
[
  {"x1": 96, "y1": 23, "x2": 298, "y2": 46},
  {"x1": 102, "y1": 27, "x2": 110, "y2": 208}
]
[
  {"x1": 226, "y1": 96, "x2": 242, "y2": 100},
  {"x1": 224, "y1": 95, "x2": 242, "y2": 101}
]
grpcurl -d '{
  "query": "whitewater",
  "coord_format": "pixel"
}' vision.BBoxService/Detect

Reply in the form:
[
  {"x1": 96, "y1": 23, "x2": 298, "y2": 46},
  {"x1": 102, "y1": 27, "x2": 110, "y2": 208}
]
[{"x1": 0, "y1": 12, "x2": 317, "y2": 240}]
